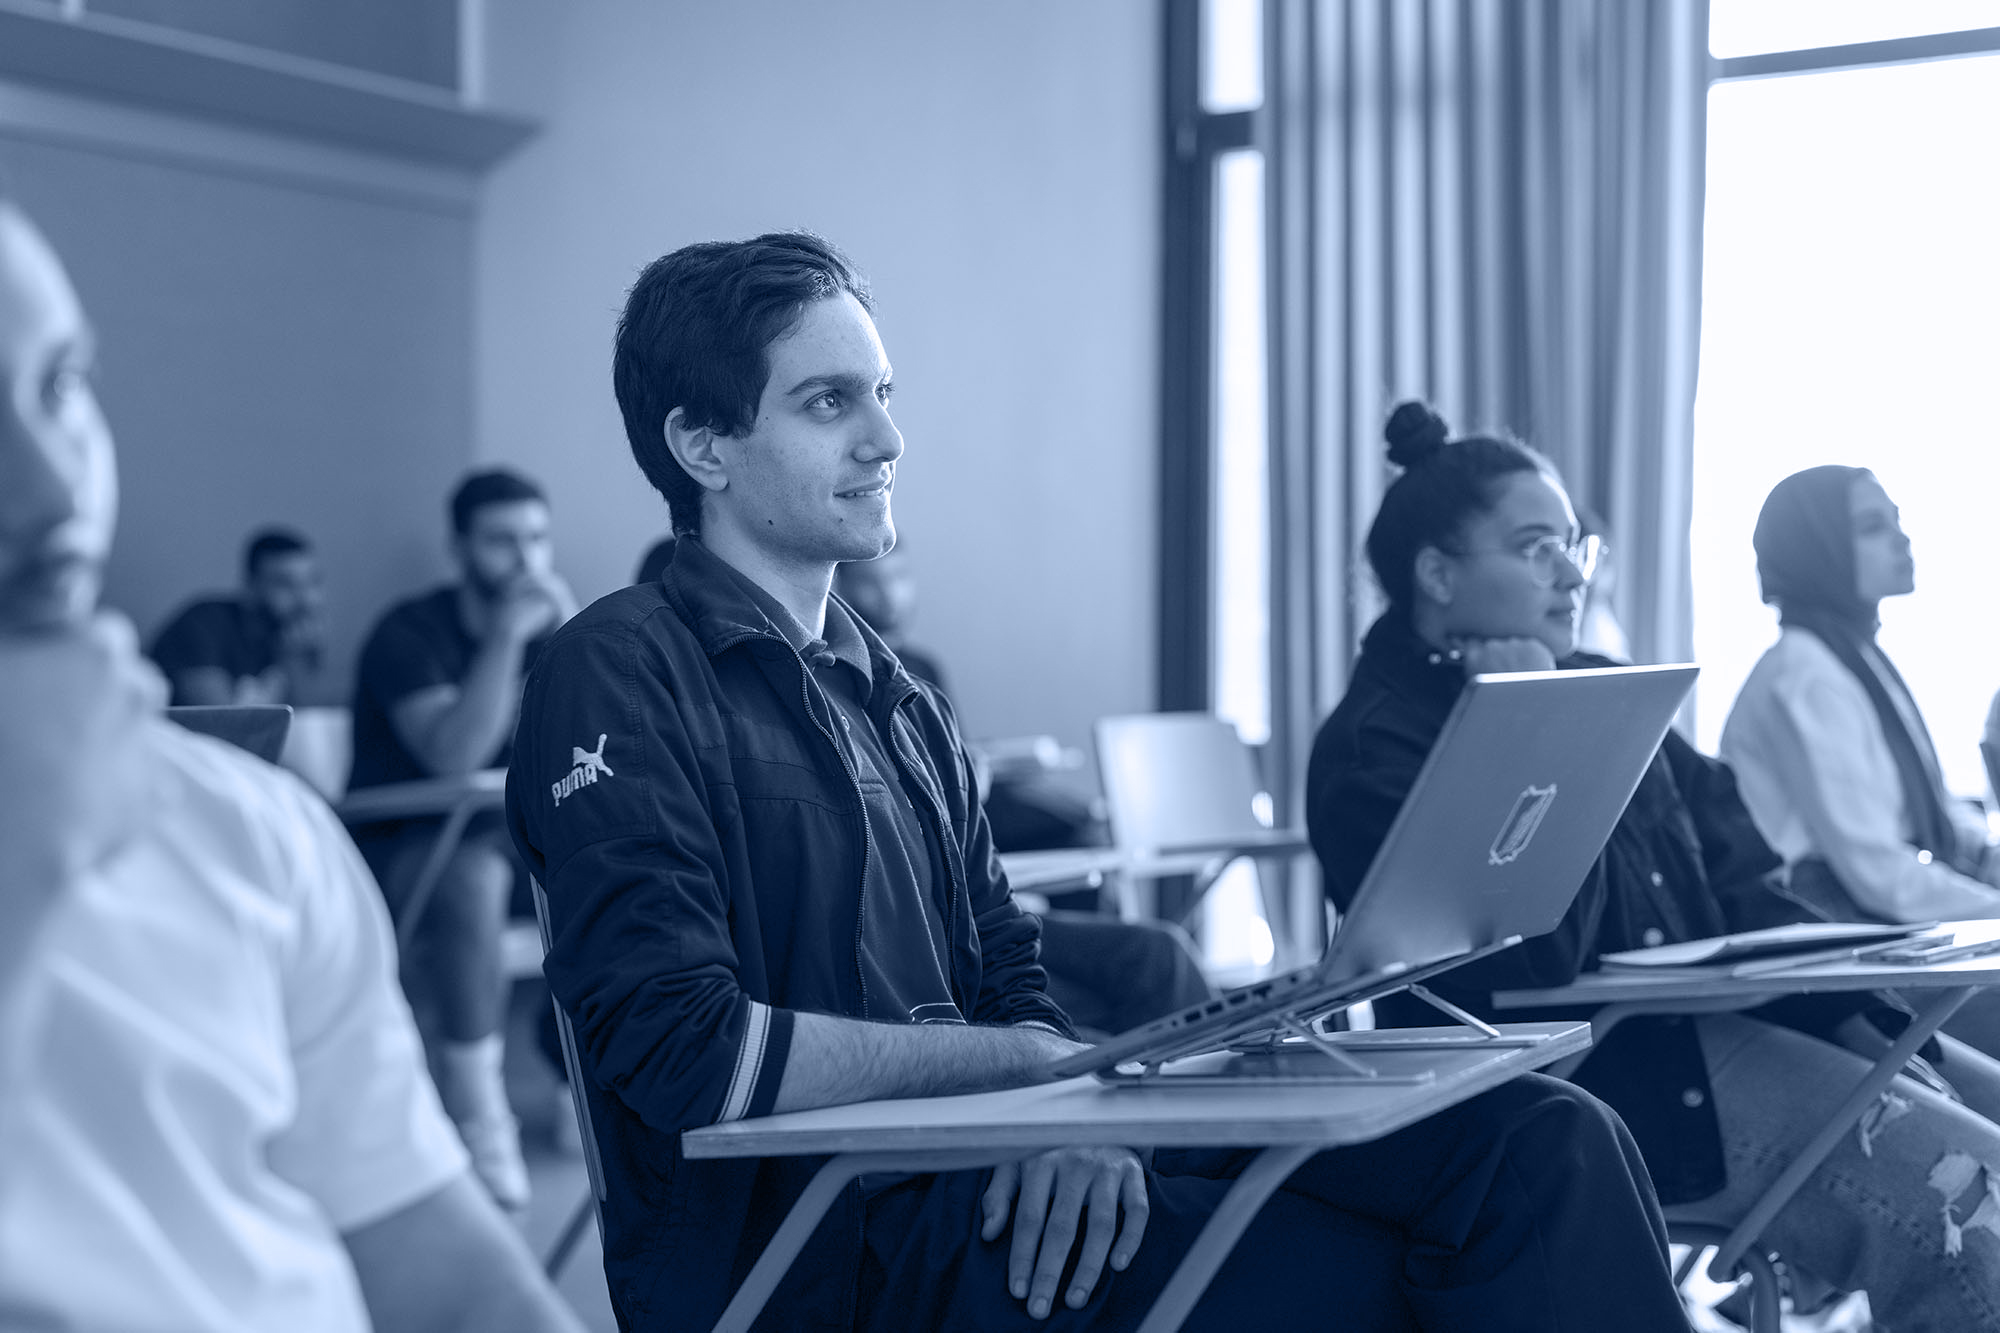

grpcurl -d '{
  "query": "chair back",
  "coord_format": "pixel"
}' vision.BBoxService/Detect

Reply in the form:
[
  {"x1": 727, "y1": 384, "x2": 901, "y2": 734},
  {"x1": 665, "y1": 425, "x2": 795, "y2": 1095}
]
[
  {"x1": 165, "y1": 704, "x2": 292, "y2": 763},
  {"x1": 1093, "y1": 712, "x2": 1272, "y2": 853},
  {"x1": 530, "y1": 879, "x2": 609, "y2": 1221}
]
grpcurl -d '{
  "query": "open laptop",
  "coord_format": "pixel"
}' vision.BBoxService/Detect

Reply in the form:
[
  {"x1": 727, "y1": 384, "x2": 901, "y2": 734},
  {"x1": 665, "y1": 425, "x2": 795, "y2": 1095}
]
[
  {"x1": 1050, "y1": 662, "x2": 1699, "y2": 1081},
  {"x1": 165, "y1": 704, "x2": 294, "y2": 764}
]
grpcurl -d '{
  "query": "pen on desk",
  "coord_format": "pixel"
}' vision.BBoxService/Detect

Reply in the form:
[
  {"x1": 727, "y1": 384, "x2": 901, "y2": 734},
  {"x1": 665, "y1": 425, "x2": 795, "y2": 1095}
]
[{"x1": 1884, "y1": 938, "x2": 2000, "y2": 967}]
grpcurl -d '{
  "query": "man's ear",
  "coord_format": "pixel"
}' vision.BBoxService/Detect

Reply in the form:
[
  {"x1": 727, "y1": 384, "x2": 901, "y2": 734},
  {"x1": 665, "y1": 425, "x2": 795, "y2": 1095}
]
[
  {"x1": 1413, "y1": 545, "x2": 1455, "y2": 607},
  {"x1": 664, "y1": 408, "x2": 731, "y2": 495}
]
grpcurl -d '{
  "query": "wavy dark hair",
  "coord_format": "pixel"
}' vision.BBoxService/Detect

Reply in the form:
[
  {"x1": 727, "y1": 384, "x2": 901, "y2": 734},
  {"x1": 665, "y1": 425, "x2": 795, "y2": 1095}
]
[
  {"x1": 1363, "y1": 401, "x2": 1557, "y2": 611},
  {"x1": 613, "y1": 231, "x2": 873, "y2": 537}
]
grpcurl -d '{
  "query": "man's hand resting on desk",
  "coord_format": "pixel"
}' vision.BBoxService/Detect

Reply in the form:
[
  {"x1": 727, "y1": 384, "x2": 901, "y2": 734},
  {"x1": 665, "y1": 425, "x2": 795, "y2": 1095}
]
[{"x1": 982, "y1": 1147, "x2": 1150, "y2": 1320}]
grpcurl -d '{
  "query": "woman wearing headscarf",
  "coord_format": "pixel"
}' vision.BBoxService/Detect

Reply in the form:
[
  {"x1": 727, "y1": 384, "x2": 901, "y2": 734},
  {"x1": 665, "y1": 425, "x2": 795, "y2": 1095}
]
[
  {"x1": 1720, "y1": 466, "x2": 2000, "y2": 926},
  {"x1": 1311, "y1": 407, "x2": 2000, "y2": 1329}
]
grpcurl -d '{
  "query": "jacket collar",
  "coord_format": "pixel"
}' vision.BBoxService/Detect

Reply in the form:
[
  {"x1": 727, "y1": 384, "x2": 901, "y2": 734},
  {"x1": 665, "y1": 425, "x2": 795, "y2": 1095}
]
[
  {"x1": 1357, "y1": 611, "x2": 1469, "y2": 711},
  {"x1": 662, "y1": 537, "x2": 921, "y2": 704}
]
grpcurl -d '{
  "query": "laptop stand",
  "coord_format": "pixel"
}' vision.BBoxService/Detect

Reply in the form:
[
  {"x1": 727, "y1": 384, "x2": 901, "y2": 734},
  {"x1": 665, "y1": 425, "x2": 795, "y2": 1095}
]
[{"x1": 1097, "y1": 982, "x2": 1553, "y2": 1086}]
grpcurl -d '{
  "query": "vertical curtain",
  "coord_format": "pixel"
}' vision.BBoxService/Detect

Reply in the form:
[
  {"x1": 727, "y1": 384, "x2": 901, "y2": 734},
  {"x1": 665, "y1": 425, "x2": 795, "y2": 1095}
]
[{"x1": 1263, "y1": 0, "x2": 1710, "y2": 809}]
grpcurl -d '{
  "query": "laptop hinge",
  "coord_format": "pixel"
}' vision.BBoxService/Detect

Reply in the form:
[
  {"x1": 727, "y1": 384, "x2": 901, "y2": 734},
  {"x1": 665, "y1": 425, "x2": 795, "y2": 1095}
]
[{"x1": 1405, "y1": 984, "x2": 1504, "y2": 1038}]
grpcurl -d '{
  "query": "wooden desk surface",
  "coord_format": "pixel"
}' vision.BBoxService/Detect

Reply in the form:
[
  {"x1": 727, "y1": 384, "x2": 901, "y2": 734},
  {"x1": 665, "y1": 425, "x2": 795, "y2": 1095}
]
[
  {"x1": 998, "y1": 833, "x2": 1312, "y2": 893},
  {"x1": 999, "y1": 847, "x2": 1127, "y2": 891},
  {"x1": 1496, "y1": 941, "x2": 2000, "y2": 1009},
  {"x1": 334, "y1": 766, "x2": 508, "y2": 822},
  {"x1": 684, "y1": 1021, "x2": 1588, "y2": 1160}
]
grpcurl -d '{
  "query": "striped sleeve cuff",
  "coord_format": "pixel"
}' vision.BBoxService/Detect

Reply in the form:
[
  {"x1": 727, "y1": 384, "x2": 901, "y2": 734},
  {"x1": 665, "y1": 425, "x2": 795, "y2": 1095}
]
[{"x1": 716, "y1": 1001, "x2": 795, "y2": 1124}]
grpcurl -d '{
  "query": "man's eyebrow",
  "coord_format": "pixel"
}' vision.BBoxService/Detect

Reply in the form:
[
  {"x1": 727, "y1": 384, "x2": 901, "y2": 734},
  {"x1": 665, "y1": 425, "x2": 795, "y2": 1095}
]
[{"x1": 783, "y1": 368, "x2": 892, "y2": 398}]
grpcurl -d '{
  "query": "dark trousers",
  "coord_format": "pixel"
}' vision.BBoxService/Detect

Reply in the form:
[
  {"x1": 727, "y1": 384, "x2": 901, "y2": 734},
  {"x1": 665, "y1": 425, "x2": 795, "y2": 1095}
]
[{"x1": 855, "y1": 1073, "x2": 1686, "y2": 1332}]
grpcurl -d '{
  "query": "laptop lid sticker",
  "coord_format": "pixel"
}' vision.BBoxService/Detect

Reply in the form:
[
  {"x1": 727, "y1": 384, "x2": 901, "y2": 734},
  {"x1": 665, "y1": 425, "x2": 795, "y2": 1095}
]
[{"x1": 1488, "y1": 784, "x2": 1556, "y2": 867}]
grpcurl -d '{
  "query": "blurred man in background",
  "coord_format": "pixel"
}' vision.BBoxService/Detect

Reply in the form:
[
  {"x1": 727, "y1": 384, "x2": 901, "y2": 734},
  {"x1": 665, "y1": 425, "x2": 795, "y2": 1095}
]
[
  {"x1": 347, "y1": 467, "x2": 577, "y2": 1210},
  {"x1": 150, "y1": 525, "x2": 327, "y2": 705}
]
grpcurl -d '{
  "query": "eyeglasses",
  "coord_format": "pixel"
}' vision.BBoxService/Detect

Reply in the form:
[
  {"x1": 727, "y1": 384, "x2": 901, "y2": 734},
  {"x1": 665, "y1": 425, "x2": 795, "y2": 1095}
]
[{"x1": 1450, "y1": 533, "x2": 1601, "y2": 587}]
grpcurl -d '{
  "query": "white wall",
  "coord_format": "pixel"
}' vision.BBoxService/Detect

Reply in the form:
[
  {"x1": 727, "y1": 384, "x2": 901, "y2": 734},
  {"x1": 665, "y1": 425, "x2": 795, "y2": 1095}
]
[
  {"x1": 0, "y1": 84, "x2": 478, "y2": 701},
  {"x1": 476, "y1": 0, "x2": 1161, "y2": 748}
]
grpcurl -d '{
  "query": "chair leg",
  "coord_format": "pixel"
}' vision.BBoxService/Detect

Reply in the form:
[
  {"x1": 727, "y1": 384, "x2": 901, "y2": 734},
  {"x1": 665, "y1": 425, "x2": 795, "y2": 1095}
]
[
  {"x1": 1667, "y1": 1221, "x2": 1783, "y2": 1333},
  {"x1": 544, "y1": 1186, "x2": 598, "y2": 1278}
]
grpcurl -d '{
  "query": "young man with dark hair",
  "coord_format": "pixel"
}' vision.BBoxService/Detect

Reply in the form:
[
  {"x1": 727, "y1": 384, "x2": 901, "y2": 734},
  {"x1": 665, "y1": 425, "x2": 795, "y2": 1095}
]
[
  {"x1": 510, "y1": 231, "x2": 1688, "y2": 1330},
  {"x1": 150, "y1": 524, "x2": 326, "y2": 705},
  {"x1": 349, "y1": 465, "x2": 577, "y2": 1209},
  {"x1": 0, "y1": 199, "x2": 582, "y2": 1333}
]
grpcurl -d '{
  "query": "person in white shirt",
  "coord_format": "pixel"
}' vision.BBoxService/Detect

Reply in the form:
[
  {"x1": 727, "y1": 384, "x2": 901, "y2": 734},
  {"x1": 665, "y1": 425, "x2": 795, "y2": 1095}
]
[
  {"x1": 1722, "y1": 465, "x2": 2000, "y2": 1050},
  {"x1": 0, "y1": 198, "x2": 582, "y2": 1332},
  {"x1": 1986, "y1": 688, "x2": 2000, "y2": 806},
  {"x1": 1722, "y1": 466, "x2": 2000, "y2": 920}
]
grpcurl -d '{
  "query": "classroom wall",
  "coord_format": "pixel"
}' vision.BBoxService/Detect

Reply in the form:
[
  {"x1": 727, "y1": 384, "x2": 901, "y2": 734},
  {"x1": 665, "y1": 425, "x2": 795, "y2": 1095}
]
[
  {"x1": 0, "y1": 83, "x2": 478, "y2": 703},
  {"x1": 475, "y1": 0, "x2": 1161, "y2": 749}
]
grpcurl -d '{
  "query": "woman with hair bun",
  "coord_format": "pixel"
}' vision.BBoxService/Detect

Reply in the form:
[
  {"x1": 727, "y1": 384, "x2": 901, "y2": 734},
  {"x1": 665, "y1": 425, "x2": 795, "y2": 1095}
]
[{"x1": 1307, "y1": 403, "x2": 2000, "y2": 1330}]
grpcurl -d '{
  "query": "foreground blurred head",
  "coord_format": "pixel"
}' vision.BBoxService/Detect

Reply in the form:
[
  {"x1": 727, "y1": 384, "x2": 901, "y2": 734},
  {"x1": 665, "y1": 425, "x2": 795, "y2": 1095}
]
[{"x1": 0, "y1": 202, "x2": 116, "y2": 632}]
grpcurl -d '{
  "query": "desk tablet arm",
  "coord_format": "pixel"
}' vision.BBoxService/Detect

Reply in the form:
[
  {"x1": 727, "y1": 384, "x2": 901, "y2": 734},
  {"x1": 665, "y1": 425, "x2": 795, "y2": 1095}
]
[{"x1": 334, "y1": 768, "x2": 508, "y2": 949}]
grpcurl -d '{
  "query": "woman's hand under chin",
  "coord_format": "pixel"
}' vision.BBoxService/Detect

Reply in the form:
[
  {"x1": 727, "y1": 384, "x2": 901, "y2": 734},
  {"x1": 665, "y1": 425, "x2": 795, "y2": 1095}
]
[{"x1": 1449, "y1": 636, "x2": 1558, "y2": 677}]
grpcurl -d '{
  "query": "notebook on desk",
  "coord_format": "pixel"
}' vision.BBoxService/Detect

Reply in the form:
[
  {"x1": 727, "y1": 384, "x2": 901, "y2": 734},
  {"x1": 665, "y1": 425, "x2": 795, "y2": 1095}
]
[{"x1": 1049, "y1": 662, "x2": 1700, "y2": 1082}]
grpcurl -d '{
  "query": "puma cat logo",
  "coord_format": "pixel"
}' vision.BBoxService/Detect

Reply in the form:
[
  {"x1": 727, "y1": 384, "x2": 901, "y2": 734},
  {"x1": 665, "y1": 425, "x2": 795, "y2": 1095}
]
[
  {"x1": 553, "y1": 734, "x2": 614, "y2": 807},
  {"x1": 572, "y1": 734, "x2": 613, "y2": 778}
]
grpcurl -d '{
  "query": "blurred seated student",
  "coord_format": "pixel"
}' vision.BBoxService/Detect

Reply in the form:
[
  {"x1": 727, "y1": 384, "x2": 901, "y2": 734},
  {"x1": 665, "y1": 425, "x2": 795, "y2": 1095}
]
[
  {"x1": 347, "y1": 467, "x2": 578, "y2": 1210},
  {"x1": 1988, "y1": 687, "x2": 2000, "y2": 799},
  {"x1": 835, "y1": 548, "x2": 1208, "y2": 1037},
  {"x1": 1721, "y1": 466, "x2": 2000, "y2": 922},
  {"x1": 634, "y1": 532, "x2": 675, "y2": 586},
  {"x1": 149, "y1": 525, "x2": 326, "y2": 705},
  {"x1": 0, "y1": 196, "x2": 580, "y2": 1333},
  {"x1": 1307, "y1": 401, "x2": 2000, "y2": 1332},
  {"x1": 1722, "y1": 467, "x2": 2000, "y2": 1059}
]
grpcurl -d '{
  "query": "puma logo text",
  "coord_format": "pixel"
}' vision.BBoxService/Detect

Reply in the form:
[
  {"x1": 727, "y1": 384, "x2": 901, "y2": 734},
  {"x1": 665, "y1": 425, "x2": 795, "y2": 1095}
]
[{"x1": 553, "y1": 734, "x2": 614, "y2": 807}]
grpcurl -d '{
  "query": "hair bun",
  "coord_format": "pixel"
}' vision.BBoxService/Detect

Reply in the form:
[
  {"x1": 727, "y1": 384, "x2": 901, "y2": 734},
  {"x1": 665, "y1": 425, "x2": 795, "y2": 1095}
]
[{"x1": 1384, "y1": 401, "x2": 1450, "y2": 469}]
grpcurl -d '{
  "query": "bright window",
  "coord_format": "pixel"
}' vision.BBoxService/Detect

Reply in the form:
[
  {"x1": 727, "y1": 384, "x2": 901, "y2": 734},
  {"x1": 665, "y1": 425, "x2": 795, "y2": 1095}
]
[
  {"x1": 1710, "y1": 0, "x2": 2000, "y2": 58},
  {"x1": 1200, "y1": 0, "x2": 1262, "y2": 112},
  {"x1": 1210, "y1": 148, "x2": 1270, "y2": 749},
  {"x1": 1690, "y1": 49, "x2": 2000, "y2": 797}
]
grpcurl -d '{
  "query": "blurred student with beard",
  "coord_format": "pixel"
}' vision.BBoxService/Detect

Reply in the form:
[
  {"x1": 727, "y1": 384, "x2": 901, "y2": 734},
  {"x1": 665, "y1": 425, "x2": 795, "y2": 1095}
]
[
  {"x1": 347, "y1": 467, "x2": 578, "y2": 1210},
  {"x1": 150, "y1": 525, "x2": 327, "y2": 705}
]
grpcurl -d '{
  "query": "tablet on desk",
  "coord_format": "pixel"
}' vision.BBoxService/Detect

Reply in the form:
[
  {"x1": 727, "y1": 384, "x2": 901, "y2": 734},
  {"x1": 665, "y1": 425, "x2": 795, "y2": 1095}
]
[{"x1": 1598, "y1": 921, "x2": 1937, "y2": 970}]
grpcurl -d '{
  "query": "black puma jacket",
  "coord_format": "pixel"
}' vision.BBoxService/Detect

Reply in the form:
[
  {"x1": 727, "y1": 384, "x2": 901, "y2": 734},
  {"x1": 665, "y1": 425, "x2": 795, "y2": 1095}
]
[{"x1": 507, "y1": 537, "x2": 1070, "y2": 1330}]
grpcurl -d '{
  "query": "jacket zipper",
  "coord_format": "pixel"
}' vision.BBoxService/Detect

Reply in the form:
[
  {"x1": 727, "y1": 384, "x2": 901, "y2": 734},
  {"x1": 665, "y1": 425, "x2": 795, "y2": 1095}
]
[
  {"x1": 790, "y1": 644, "x2": 875, "y2": 1019},
  {"x1": 887, "y1": 698, "x2": 966, "y2": 1010}
]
